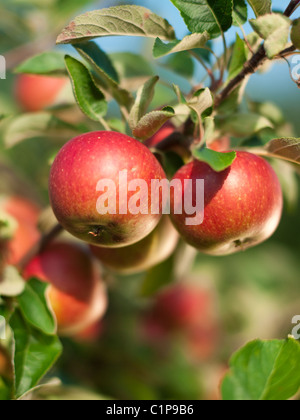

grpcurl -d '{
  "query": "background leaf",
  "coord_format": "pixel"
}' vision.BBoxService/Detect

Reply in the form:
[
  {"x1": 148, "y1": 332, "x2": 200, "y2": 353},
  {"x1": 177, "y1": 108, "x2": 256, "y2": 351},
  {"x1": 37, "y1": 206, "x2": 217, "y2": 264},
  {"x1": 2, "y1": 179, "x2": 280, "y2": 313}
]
[
  {"x1": 170, "y1": 0, "x2": 233, "y2": 38},
  {"x1": 246, "y1": 0, "x2": 272, "y2": 17},
  {"x1": 153, "y1": 33, "x2": 210, "y2": 58},
  {"x1": 75, "y1": 41, "x2": 133, "y2": 109},
  {"x1": 57, "y1": 5, "x2": 175, "y2": 44},
  {"x1": 129, "y1": 76, "x2": 159, "y2": 131},
  {"x1": 227, "y1": 34, "x2": 248, "y2": 81},
  {"x1": 222, "y1": 338, "x2": 300, "y2": 400},
  {"x1": 65, "y1": 55, "x2": 107, "y2": 121},
  {"x1": 291, "y1": 18, "x2": 300, "y2": 49},
  {"x1": 0, "y1": 266, "x2": 25, "y2": 297},
  {"x1": 17, "y1": 278, "x2": 56, "y2": 336},
  {"x1": 265, "y1": 137, "x2": 300, "y2": 164},
  {"x1": 11, "y1": 309, "x2": 62, "y2": 400},
  {"x1": 233, "y1": 0, "x2": 248, "y2": 26},
  {"x1": 15, "y1": 52, "x2": 67, "y2": 76},
  {"x1": 133, "y1": 108, "x2": 175, "y2": 140},
  {"x1": 250, "y1": 14, "x2": 291, "y2": 58},
  {"x1": 217, "y1": 113, "x2": 273, "y2": 137}
]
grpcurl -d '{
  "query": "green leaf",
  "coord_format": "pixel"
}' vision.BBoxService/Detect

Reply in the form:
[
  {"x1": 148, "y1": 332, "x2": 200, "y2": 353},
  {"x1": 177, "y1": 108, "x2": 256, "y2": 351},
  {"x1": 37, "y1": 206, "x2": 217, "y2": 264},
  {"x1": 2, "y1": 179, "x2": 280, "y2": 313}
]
[
  {"x1": 218, "y1": 113, "x2": 273, "y2": 137},
  {"x1": 192, "y1": 148, "x2": 237, "y2": 172},
  {"x1": 250, "y1": 14, "x2": 291, "y2": 58},
  {"x1": 165, "y1": 52, "x2": 195, "y2": 79},
  {"x1": 187, "y1": 88, "x2": 214, "y2": 125},
  {"x1": 4, "y1": 112, "x2": 80, "y2": 148},
  {"x1": 233, "y1": 0, "x2": 248, "y2": 26},
  {"x1": 170, "y1": 0, "x2": 233, "y2": 38},
  {"x1": 110, "y1": 53, "x2": 154, "y2": 79},
  {"x1": 133, "y1": 108, "x2": 175, "y2": 141},
  {"x1": 15, "y1": 52, "x2": 66, "y2": 76},
  {"x1": 265, "y1": 137, "x2": 300, "y2": 165},
  {"x1": 0, "y1": 210, "x2": 17, "y2": 241},
  {"x1": 56, "y1": 5, "x2": 175, "y2": 45},
  {"x1": 153, "y1": 32, "x2": 210, "y2": 58},
  {"x1": 76, "y1": 41, "x2": 119, "y2": 83},
  {"x1": 129, "y1": 76, "x2": 159, "y2": 131},
  {"x1": 75, "y1": 42, "x2": 133, "y2": 110},
  {"x1": 64, "y1": 55, "x2": 107, "y2": 122},
  {"x1": 11, "y1": 309, "x2": 62, "y2": 400},
  {"x1": 222, "y1": 338, "x2": 300, "y2": 400},
  {"x1": 291, "y1": 18, "x2": 300, "y2": 49},
  {"x1": 246, "y1": 0, "x2": 272, "y2": 17},
  {"x1": 17, "y1": 278, "x2": 56, "y2": 335},
  {"x1": 0, "y1": 266, "x2": 25, "y2": 297},
  {"x1": 228, "y1": 34, "x2": 248, "y2": 81}
]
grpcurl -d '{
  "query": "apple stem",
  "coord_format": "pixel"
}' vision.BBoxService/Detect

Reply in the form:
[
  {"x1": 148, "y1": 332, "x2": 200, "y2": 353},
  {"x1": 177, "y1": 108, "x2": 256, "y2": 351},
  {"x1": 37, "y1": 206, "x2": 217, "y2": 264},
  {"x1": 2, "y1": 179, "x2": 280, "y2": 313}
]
[{"x1": 17, "y1": 224, "x2": 63, "y2": 272}]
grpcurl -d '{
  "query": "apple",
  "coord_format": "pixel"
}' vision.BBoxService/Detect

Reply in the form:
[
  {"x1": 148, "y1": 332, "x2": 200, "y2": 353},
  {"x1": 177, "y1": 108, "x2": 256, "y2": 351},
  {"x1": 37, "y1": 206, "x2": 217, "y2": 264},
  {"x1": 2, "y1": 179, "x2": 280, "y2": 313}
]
[
  {"x1": 90, "y1": 216, "x2": 178, "y2": 275},
  {"x1": 0, "y1": 196, "x2": 41, "y2": 265},
  {"x1": 23, "y1": 242, "x2": 108, "y2": 336},
  {"x1": 147, "y1": 284, "x2": 213, "y2": 331},
  {"x1": 74, "y1": 321, "x2": 103, "y2": 343},
  {"x1": 170, "y1": 151, "x2": 283, "y2": 255},
  {"x1": 15, "y1": 74, "x2": 68, "y2": 112},
  {"x1": 49, "y1": 131, "x2": 167, "y2": 248}
]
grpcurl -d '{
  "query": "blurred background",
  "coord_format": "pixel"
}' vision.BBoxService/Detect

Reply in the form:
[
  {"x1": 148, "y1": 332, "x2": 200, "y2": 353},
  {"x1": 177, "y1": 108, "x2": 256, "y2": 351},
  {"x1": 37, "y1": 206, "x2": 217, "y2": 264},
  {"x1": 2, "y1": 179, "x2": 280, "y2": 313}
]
[{"x1": 0, "y1": 0, "x2": 299, "y2": 400}]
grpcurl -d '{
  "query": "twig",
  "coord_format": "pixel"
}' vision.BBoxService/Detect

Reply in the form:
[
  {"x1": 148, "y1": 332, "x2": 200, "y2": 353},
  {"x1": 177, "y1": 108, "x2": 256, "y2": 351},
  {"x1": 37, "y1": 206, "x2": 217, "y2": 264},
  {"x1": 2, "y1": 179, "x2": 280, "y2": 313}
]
[{"x1": 284, "y1": 0, "x2": 300, "y2": 16}]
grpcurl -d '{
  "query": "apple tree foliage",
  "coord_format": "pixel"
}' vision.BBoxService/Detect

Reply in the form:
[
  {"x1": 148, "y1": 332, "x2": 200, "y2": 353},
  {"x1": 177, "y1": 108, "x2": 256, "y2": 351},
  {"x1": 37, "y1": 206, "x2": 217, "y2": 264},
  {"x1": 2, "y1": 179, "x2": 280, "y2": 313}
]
[{"x1": 0, "y1": 0, "x2": 300, "y2": 400}]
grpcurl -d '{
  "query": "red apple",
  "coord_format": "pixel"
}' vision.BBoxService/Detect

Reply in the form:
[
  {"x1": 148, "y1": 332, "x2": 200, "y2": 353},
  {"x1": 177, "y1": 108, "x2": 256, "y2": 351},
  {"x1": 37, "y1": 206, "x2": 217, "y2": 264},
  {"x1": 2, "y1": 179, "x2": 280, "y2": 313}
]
[
  {"x1": 90, "y1": 216, "x2": 178, "y2": 275},
  {"x1": 15, "y1": 74, "x2": 68, "y2": 112},
  {"x1": 170, "y1": 151, "x2": 283, "y2": 255},
  {"x1": 49, "y1": 131, "x2": 167, "y2": 248},
  {"x1": 23, "y1": 242, "x2": 108, "y2": 336},
  {"x1": 147, "y1": 284, "x2": 213, "y2": 331},
  {"x1": 0, "y1": 196, "x2": 41, "y2": 265}
]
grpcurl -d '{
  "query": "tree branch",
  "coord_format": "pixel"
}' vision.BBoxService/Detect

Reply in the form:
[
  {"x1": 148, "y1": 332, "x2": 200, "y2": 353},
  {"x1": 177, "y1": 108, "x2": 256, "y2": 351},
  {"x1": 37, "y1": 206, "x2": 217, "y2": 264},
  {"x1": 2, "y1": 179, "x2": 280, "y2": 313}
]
[
  {"x1": 215, "y1": 0, "x2": 299, "y2": 107},
  {"x1": 284, "y1": 0, "x2": 300, "y2": 16}
]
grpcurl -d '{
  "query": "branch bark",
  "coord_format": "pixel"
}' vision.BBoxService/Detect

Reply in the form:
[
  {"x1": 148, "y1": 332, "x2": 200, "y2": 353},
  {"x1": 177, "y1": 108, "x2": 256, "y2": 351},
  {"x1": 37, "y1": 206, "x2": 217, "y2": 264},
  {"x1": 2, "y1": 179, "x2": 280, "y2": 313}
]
[{"x1": 215, "y1": 0, "x2": 299, "y2": 107}]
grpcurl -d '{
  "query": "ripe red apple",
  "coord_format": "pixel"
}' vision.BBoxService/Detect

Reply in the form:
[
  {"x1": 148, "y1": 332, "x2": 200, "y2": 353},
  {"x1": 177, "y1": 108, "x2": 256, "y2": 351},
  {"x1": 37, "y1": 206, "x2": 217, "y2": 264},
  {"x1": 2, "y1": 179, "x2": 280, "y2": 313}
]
[
  {"x1": 49, "y1": 131, "x2": 167, "y2": 248},
  {"x1": 15, "y1": 74, "x2": 68, "y2": 112},
  {"x1": 90, "y1": 216, "x2": 178, "y2": 275},
  {"x1": 23, "y1": 242, "x2": 108, "y2": 336},
  {"x1": 170, "y1": 151, "x2": 283, "y2": 255},
  {"x1": 0, "y1": 196, "x2": 41, "y2": 265}
]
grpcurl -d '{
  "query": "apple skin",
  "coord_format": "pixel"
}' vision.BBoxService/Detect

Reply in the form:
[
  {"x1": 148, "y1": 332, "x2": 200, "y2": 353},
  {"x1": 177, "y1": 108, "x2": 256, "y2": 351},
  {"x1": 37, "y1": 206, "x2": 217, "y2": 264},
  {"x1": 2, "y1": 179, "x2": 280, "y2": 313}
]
[
  {"x1": 1, "y1": 196, "x2": 41, "y2": 265},
  {"x1": 170, "y1": 151, "x2": 283, "y2": 255},
  {"x1": 23, "y1": 242, "x2": 108, "y2": 336},
  {"x1": 15, "y1": 74, "x2": 67, "y2": 112},
  {"x1": 90, "y1": 216, "x2": 178, "y2": 275},
  {"x1": 49, "y1": 131, "x2": 167, "y2": 248}
]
